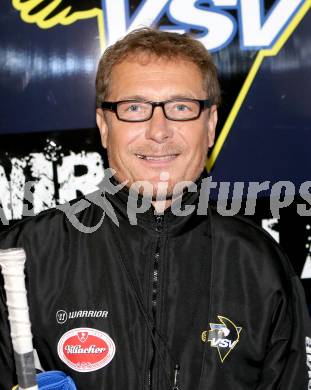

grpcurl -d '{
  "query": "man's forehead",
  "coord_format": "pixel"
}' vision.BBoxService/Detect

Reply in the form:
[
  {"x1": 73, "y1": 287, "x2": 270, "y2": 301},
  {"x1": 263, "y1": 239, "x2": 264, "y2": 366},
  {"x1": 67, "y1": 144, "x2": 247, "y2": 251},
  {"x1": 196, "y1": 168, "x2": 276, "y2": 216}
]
[{"x1": 107, "y1": 54, "x2": 205, "y2": 100}]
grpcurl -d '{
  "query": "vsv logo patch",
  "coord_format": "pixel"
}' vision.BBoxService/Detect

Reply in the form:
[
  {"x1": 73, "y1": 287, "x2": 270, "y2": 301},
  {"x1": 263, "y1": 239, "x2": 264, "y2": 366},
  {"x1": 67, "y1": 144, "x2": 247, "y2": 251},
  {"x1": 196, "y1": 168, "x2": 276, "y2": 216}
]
[
  {"x1": 11, "y1": 0, "x2": 306, "y2": 52},
  {"x1": 202, "y1": 315, "x2": 242, "y2": 362}
]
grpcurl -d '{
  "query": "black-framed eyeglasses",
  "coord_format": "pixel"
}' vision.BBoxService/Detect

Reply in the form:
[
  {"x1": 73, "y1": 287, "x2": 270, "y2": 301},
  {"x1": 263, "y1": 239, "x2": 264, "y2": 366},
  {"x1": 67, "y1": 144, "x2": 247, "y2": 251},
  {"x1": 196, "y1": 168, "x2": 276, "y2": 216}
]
[{"x1": 100, "y1": 98, "x2": 212, "y2": 122}]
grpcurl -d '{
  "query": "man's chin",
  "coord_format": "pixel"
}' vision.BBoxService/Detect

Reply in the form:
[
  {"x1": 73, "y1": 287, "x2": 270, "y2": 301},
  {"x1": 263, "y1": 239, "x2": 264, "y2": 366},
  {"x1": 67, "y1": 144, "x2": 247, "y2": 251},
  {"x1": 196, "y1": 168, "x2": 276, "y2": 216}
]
[
  {"x1": 143, "y1": 182, "x2": 186, "y2": 202},
  {"x1": 125, "y1": 179, "x2": 176, "y2": 201},
  {"x1": 133, "y1": 186, "x2": 174, "y2": 201}
]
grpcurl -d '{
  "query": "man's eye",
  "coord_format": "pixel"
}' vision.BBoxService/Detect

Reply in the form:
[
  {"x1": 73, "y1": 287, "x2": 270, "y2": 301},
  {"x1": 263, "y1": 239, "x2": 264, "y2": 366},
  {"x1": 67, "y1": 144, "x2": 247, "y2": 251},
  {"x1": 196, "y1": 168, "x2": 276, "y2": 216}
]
[
  {"x1": 175, "y1": 104, "x2": 190, "y2": 111},
  {"x1": 127, "y1": 104, "x2": 141, "y2": 112}
]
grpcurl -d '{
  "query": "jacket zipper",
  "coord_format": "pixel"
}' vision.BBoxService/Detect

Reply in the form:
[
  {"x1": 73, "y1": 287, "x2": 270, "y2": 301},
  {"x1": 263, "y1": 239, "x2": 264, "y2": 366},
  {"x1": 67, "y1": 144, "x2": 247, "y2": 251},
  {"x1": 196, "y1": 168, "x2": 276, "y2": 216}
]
[{"x1": 149, "y1": 214, "x2": 164, "y2": 389}]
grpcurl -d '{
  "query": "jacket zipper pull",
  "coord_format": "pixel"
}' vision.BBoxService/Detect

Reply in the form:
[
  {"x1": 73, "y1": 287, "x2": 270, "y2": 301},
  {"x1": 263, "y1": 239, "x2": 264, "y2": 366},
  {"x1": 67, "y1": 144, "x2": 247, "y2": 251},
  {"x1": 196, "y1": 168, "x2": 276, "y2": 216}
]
[
  {"x1": 155, "y1": 214, "x2": 164, "y2": 233},
  {"x1": 172, "y1": 364, "x2": 180, "y2": 390}
]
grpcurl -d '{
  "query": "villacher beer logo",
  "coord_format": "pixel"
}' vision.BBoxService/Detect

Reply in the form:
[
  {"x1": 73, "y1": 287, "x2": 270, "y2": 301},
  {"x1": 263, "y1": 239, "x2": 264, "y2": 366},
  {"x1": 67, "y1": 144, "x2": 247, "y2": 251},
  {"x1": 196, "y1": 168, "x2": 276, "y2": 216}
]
[{"x1": 57, "y1": 327, "x2": 116, "y2": 372}]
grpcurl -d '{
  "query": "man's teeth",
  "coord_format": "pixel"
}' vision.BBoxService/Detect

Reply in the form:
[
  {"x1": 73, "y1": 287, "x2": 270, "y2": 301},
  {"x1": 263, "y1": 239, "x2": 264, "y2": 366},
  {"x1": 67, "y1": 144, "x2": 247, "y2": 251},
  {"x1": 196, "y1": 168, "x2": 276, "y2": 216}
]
[{"x1": 137, "y1": 155, "x2": 177, "y2": 160}]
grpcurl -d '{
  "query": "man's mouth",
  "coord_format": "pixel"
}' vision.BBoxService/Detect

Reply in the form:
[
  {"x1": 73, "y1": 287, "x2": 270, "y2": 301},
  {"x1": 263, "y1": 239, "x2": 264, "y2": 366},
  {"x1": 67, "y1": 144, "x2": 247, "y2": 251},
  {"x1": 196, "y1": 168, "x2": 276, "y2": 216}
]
[{"x1": 135, "y1": 154, "x2": 179, "y2": 161}]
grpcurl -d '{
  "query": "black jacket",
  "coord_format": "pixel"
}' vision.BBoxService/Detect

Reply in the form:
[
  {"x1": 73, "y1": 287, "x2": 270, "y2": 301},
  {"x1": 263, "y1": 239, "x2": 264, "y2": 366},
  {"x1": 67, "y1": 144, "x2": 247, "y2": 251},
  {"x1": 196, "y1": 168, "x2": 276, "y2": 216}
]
[{"x1": 0, "y1": 175, "x2": 310, "y2": 390}]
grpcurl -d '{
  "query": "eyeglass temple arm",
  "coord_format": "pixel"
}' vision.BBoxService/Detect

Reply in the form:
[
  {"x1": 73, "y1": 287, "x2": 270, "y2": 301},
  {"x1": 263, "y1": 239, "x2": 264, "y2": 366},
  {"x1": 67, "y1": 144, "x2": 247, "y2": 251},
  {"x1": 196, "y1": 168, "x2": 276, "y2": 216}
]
[
  {"x1": 101, "y1": 102, "x2": 117, "y2": 111},
  {"x1": 201, "y1": 99, "x2": 212, "y2": 109}
]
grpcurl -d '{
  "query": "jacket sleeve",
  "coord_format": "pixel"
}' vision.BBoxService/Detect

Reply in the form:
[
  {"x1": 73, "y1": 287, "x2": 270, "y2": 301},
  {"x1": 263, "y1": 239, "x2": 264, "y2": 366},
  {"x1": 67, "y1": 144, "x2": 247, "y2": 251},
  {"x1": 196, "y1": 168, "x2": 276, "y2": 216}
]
[
  {"x1": 0, "y1": 227, "x2": 25, "y2": 389},
  {"x1": 256, "y1": 274, "x2": 311, "y2": 389}
]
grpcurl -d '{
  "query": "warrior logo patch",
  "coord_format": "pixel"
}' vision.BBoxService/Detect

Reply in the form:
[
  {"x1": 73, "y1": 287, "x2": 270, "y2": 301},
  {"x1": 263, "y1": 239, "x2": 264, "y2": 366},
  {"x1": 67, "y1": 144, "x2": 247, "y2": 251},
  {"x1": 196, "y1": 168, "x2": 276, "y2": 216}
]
[{"x1": 202, "y1": 316, "x2": 242, "y2": 363}]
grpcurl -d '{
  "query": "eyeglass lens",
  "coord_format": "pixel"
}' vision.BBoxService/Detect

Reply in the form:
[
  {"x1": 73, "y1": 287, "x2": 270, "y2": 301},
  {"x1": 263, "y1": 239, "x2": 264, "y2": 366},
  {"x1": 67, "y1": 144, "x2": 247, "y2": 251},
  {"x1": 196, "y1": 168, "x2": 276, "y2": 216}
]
[{"x1": 117, "y1": 100, "x2": 200, "y2": 121}]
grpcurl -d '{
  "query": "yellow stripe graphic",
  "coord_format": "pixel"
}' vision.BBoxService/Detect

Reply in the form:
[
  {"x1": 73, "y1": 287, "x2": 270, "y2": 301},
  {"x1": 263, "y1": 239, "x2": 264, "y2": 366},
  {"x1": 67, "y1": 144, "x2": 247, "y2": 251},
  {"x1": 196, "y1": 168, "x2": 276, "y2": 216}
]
[
  {"x1": 207, "y1": 0, "x2": 311, "y2": 172},
  {"x1": 97, "y1": 11, "x2": 106, "y2": 53}
]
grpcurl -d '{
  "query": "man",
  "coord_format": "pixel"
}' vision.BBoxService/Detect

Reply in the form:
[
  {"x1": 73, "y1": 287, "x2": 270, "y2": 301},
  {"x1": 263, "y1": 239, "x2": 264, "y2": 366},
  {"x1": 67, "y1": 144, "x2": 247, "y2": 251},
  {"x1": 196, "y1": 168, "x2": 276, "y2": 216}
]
[{"x1": 0, "y1": 28, "x2": 311, "y2": 389}]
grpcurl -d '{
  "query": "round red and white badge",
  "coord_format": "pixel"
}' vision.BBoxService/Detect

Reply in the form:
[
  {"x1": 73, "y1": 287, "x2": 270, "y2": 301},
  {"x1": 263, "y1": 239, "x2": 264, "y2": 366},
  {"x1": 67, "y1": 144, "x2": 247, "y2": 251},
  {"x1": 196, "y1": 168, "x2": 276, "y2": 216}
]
[{"x1": 57, "y1": 327, "x2": 116, "y2": 372}]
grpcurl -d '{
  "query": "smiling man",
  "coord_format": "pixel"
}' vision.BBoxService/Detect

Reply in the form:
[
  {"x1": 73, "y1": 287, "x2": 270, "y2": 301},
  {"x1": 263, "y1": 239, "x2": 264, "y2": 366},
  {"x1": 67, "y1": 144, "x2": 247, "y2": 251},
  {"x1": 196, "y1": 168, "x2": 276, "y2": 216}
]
[
  {"x1": 96, "y1": 52, "x2": 218, "y2": 201},
  {"x1": 0, "y1": 28, "x2": 311, "y2": 390}
]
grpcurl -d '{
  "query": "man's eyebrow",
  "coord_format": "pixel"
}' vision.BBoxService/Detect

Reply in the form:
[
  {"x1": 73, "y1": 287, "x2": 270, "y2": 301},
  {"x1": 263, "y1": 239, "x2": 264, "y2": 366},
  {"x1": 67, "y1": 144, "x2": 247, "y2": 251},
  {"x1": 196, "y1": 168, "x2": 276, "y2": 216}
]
[
  {"x1": 167, "y1": 94, "x2": 198, "y2": 100},
  {"x1": 117, "y1": 95, "x2": 148, "y2": 101}
]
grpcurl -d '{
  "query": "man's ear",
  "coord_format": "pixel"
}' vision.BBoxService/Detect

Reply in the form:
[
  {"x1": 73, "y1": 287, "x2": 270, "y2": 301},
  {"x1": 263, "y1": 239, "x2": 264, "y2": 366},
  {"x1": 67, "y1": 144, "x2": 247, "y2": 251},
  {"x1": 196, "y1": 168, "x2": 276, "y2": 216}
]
[
  {"x1": 207, "y1": 105, "x2": 218, "y2": 148},
  {"x1": 96, "y1": 108, "x2": 109, "y2": 148}
]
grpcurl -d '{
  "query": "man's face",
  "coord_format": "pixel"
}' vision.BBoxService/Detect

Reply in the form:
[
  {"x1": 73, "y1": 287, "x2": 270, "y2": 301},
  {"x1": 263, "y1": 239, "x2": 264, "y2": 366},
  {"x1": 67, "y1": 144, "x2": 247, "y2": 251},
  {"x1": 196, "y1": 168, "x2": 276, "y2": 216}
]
[{"x1": 96, "y1": 55, "x2": 217, "y2": 198}]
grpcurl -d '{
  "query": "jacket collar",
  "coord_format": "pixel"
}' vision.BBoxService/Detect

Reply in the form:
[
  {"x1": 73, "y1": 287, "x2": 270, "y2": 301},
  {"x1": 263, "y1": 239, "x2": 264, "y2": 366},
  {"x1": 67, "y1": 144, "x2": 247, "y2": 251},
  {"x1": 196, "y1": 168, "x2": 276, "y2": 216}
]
[{"x1": 106, "y1": 170, "x2": 208, "y2": 235}]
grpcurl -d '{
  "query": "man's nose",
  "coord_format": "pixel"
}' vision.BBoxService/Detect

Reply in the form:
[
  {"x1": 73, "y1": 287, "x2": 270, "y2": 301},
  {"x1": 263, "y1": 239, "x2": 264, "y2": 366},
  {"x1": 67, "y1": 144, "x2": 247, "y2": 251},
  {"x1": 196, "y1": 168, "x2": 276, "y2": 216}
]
[{"x1": 145, "y1": 106, "x2": 173, "y2": 143}]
